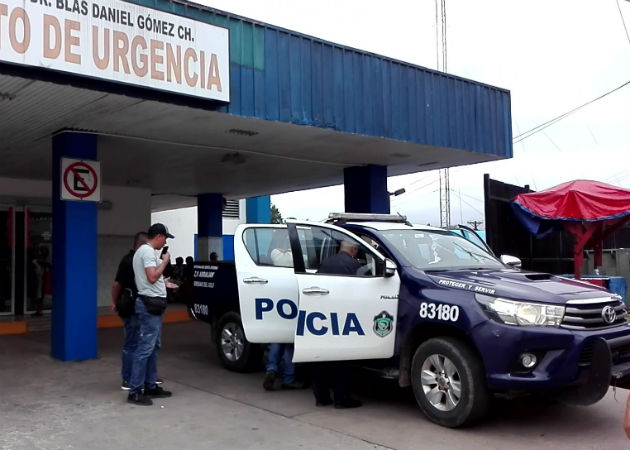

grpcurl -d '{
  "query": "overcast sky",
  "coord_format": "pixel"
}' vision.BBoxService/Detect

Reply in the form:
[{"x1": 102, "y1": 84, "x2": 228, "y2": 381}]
[{"x1": 197, "y1": 0, "x2": 630, "y2": 226}]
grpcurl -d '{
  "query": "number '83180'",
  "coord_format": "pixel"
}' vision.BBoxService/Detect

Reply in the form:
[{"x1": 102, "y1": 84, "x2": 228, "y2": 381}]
[{"x1": 418, "y1": 302, "x2": 460, "y2": 322}]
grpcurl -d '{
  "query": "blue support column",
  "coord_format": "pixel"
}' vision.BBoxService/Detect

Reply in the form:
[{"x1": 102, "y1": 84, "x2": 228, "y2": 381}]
[
  {"x1": 246, "y1": 196, "x2": 271, "y2": 223},
  {"x1": 343, "y1": 165, "x2": 390, "y2": 214},
  {"x1": 197, "y1": 193, "x2": 223, "y2": 261},
  {"x1": 51, "y1": 132, "x2": 98, "y2": 361}
]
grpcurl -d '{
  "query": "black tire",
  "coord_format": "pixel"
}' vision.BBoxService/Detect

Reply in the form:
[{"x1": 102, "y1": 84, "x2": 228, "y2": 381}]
[
  {"x1": 215, "y1": 312, "x2": 263, "y2": 372},
  {"x1": 411, "y1": 337, "x2": 489, "y2": 428}
]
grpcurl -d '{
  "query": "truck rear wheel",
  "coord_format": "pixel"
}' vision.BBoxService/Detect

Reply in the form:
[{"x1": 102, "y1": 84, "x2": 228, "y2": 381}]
[
  {"x1": 215, "y1": 312, "x2": 263, "y2": 373},
  {"x1": 411, "y1": 337, "x2": 488, "y2": 428}
]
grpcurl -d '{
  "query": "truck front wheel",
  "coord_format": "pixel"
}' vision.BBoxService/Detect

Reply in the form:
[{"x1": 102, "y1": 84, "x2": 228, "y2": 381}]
[
  {"x1": 215, "y1": 312, "x2": 263, "y2": 373},
  {"x1": 411, "y1": 337, "x2": 489, "y2": 428}
]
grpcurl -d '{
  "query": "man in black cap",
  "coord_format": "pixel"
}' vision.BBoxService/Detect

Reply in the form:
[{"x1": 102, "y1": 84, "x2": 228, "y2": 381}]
[{"x1": 127, "y1": 223, "x2": 174, "y2": 406}]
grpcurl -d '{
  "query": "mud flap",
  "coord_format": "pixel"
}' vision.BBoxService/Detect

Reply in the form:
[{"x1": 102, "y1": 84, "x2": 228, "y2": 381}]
[{"x1": 553, "y1": 337, "x2": 612, "y2": 406}]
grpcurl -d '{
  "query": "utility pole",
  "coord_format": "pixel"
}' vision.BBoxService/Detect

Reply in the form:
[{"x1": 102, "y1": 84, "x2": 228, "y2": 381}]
[
  {"x1": 436, "y1": 0, "x2": 450, "y2": 228},
  {"x1": 439, "y1": 169, "x2": 450, "y2": 228},
  {"x1": 467, "y1": 220, "x2": 483, "y2": 230}
]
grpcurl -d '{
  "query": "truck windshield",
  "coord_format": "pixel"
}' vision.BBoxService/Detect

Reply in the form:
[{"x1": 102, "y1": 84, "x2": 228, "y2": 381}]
[{"x1": 376, "y1": 229, "x2": 503, "y2": 270}]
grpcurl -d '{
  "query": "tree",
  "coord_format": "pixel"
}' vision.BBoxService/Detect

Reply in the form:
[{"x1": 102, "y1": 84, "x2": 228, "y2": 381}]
[{"x1": 271, "y1": 203, "x2": 283, "y2": 224}]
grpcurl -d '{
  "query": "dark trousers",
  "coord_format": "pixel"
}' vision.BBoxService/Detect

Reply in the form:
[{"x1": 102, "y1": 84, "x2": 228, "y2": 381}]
[{"x1": 312, "y1": 362, "x2": 351, "y2": 403}]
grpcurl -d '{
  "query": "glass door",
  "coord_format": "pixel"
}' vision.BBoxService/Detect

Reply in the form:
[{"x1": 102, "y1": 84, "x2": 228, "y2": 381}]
[
  {"x1": 0, "y1": 206, "x2": 15, "y2": 315},
  {"x1": 24, "y1": 207, "x2": 53, "y2": 315}
]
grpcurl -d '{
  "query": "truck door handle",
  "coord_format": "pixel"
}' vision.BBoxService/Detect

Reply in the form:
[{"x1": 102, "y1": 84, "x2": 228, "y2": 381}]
[
  {"x1": 302, "y1": 287, "x2": 330, "y2": 295},
  {"x1": 243, "y1": 277, "x2": 268, "y2": 284}
]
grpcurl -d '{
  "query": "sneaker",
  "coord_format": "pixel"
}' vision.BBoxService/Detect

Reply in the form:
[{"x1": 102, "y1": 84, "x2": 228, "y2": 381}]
[
  {"x1": 121, "y1": 380, "x2": 131, "y2": 391},
  {"x1": 156, "y1": 377, "x2": 164, "y2": 385},
  {"x1": 262, "y1": 370, "x2": 281, "y2": 391},
  {"x1": 334, "y1": 398, "x2": 362, "y2": 409},
  {"x1": 144, "y1": 386, "x2": 172, "y2": 398},
  {"x1": 127, "y1": 392, "x2": 153, "y2": 406}
]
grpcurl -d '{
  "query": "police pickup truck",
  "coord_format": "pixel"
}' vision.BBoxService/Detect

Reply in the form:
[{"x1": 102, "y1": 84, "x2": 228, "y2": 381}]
[{"x1": 190, "y1": 213, "x2": 630, "y2": 427}]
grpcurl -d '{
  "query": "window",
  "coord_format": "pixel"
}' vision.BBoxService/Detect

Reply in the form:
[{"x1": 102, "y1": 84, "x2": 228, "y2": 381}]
[
  {"x1": 377, "y1": 229, "x2": 502, "y2": 270},
  {"x1": 242, "y1": 227, "x2": 293, "y2": 268},
  {"x1": 294, "y1": 225, "x2": 383, "y2": 277}
]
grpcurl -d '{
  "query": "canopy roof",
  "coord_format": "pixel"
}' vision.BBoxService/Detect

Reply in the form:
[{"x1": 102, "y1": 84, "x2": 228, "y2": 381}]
[
  {"x1": 511, "y1": 180, "x2": 630, "y2": 279},
  {"x1": 513, "y1": 180, "x2": 630, "y2": 224}
]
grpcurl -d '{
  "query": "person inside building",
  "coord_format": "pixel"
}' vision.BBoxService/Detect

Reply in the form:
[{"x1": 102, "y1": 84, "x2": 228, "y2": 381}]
[
  {"x1": 31, "y1": 245, "x2": 52, "y2": 317},
  {"x1": 128, "y1": 223, "x2": 174, "y2": 406},
  {"x1": 171, "y1": 257, "x2": 185, "y2": 284},
  {"x1": 310, "y1": 239, "x2": 362, "y2": 408}
]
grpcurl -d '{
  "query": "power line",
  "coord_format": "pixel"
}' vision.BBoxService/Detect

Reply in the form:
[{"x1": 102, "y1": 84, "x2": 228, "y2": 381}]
[
  {"x1": 391, "y1": 178, "x2": 440, "y2": 201},
  {"x1": 512, "y1": 80, "x2": 630, "y2": 144},
  {"x1": 403, "y1": 173, "x2": 440, "y2": 189},
  {"x1": 617, "y1": 0, "x2": 630, "y2": 49},
  {"x1": 456, "y1": 190, "x2": 484, "y2": 203},
  {"x1": 449, "y1": 189, "x2": 484, "y2": 216}
]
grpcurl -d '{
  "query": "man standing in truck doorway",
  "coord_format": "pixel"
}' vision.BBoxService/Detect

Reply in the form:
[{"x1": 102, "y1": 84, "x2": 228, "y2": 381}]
[{"x1": 312, "y1": 239, "x2": 363, "y2": 408}]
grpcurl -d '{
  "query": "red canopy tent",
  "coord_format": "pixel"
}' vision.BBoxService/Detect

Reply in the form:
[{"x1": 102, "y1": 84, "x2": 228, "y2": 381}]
[{"x1": 512, "y1": 180, "x2": 630, "y2": 279}]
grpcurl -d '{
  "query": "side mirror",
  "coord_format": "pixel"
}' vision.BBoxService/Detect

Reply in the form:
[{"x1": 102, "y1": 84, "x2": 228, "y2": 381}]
[
  {"x1": 500, "y1": 254, "x2": 522, "y2": 269},
  {"x1": 385, "y1": 258, "x2": 397, "y2": 277}
]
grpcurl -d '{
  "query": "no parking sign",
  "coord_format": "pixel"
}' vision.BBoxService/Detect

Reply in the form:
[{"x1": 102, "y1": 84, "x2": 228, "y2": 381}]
[{"x1": 61, "y1": 158, "x2": 101, "y2": 202}]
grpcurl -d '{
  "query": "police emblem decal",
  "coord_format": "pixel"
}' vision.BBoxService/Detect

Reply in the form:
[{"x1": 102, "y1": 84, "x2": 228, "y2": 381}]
[{"x1": 373, "y1": 311, "x2": 394, "y2": 338}]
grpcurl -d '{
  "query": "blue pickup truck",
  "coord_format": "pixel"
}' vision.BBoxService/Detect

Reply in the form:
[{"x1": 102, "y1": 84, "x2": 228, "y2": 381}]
[{"x1": 190, "y1": 213, "x2": 630, "y2": 427}]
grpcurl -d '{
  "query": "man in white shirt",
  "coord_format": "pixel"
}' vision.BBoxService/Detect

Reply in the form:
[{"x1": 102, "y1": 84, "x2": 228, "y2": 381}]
[
  {"x1": 127, "y1": 223, "x2": 174, "y2": 406},
  {"x1": 270, "y1": 246, "x2": 293, "y2": 267}
]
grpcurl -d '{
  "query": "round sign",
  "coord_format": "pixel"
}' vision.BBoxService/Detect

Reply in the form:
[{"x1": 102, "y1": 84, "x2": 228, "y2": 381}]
[{"x1": 62, "y1": 162, "x2": 98, "y2": 199}]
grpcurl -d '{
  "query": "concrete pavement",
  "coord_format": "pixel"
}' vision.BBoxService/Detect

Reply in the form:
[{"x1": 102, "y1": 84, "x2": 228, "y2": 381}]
[{"x1": 1, "y1": 321, "x2": 629, "y2": 449}]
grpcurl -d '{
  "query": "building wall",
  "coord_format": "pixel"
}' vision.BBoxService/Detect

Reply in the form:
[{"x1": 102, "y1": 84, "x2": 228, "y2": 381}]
[
  {"x1": 97, "y1": 185, "x2": 151, "y2": 307},
  {"x1": 151, "y1": 200, "x2": 247, "y2": 262},
  {"x1": 0, "y1": 177, "x2": 151, "y2": 309}
]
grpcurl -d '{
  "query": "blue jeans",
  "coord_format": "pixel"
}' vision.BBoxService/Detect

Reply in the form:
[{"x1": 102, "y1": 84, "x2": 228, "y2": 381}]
[
  {"x1": 121, "y1": 314, "x2": 139, "y2": 383},
  {"x1": 266, "y1": 343, "x2": 295, "y2": 385},
  {"x1": 129, "y1": 298, "x2": 163, "y2": 394}
]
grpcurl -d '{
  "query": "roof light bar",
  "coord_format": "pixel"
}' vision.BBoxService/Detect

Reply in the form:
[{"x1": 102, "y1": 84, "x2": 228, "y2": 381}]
[{"x1": 326, "y1": 212, "x2": 409, "y2": 223}]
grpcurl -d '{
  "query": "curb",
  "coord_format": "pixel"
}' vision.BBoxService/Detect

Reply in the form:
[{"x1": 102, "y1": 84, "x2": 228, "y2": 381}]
[{"x1": 0, "y1": 309, "x2": 191, "y2": 335}]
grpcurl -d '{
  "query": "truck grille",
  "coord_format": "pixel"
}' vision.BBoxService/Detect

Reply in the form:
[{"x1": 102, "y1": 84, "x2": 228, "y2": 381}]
[{"x1": 561, "y1": 297, "x2": 627, "y2": 330}]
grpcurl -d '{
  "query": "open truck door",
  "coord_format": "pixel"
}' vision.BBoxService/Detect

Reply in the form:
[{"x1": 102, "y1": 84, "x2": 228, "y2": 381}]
[{"x1": 287, "y1": 222, "x2": 401, "y2": 363}]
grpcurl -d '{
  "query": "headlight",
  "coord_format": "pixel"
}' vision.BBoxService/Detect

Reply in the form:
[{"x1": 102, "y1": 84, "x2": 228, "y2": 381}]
[{"x1": 475, "y1": 294, "x2": 565, "y2": 327}]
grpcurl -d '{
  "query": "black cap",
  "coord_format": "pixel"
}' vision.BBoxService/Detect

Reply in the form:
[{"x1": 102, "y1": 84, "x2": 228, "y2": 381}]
[{"x1": 148, "y1": 223, "x2": 174, "y2": 239}]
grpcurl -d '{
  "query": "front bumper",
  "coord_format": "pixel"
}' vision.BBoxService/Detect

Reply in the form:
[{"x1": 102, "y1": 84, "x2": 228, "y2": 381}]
[{"x1": 472, "y1": 320, "x2": 630, "y2": 403}]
